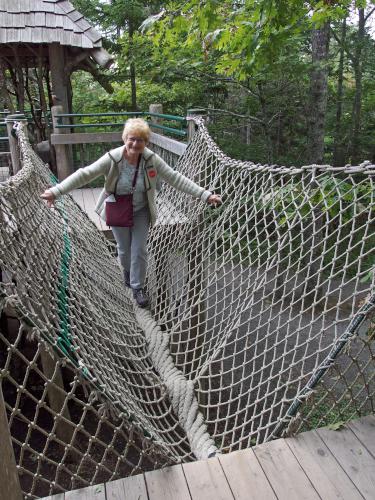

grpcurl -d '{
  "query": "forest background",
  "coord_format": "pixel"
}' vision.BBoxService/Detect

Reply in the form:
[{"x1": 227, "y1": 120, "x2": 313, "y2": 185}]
[{"x1": 3, "y1": 0, "x2": 375, "y2": 167}]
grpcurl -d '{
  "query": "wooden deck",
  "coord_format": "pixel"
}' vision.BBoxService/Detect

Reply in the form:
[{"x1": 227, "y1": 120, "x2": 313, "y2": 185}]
[
  {"x1": 71, "y1": 188, "x2": 106, "y2": 232},
  {"x1": 71, "y1": 187, "x2": 188, "y2": 234},
  {"x1": 43, "y1": 415, "x2": 375, "y2": 500},
  {"x1": 0, "y1": 165, "x2": 9, "y2": 182}
]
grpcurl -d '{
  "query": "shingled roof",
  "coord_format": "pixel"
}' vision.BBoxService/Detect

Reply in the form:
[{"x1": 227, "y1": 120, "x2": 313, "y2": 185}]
[{"x1": 0, "y1": 0, "x2": 105, "y2": 51}]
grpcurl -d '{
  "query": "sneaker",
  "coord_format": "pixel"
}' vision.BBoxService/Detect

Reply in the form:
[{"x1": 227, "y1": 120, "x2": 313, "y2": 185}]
[
  {"x1": 124, "y1": 270, "x2": 130, "y2": 288},
  {"x1": 133, "y1": 288, "x2": 150, "y2": 308}
]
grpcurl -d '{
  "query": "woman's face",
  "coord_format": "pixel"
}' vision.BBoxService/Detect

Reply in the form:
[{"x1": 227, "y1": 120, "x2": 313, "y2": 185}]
[{"x1": 124, "y1": 131, "x2": 147, "y2": 156}]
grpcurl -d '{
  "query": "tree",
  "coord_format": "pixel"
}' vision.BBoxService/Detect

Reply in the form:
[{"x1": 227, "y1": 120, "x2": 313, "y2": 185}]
[
  {"x1": 72, "y1": 0, "x2": 162, "y2": 110},
  {"x1": 307, "y1": 21, "x2": 331, "y2": 164},
  {"x1": 142, "y1": 0, "x2": 375, "y2": 164}
]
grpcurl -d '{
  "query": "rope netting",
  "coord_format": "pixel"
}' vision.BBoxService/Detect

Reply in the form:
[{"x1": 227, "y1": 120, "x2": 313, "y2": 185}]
[{"x1": 0, "y1": 119, "x2": 374, "y2": 497}]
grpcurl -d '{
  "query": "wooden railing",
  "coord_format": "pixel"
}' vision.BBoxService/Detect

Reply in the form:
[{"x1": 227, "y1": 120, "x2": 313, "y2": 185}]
[
  {"x1": 2, "y1": 106, "x2": 201, "y2": 180},
  {"x1": 49, "y1": 105, "x2": 188, "y2": 179}
]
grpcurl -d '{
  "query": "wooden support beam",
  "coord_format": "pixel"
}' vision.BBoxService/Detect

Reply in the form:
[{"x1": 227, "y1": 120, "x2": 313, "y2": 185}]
[
  {"x1": 49, "y1": 44, "x2": 73, "y2": 180},
  {"x1": 48, "y1": 44, "x2": 70, "y2": 114},
  {"x1": 51, "y1": 131, "x2": 122, "y2": 145},
  {"x1": 51, "y1": 105, "x2": 71, "y2": 180},
  {"x1": 0, "y1": 382, "x2": 23, "y2": 500},
  {"x1": 149, "y1": 104, "x2": 163, "y2": 134},
  {"x1": 40, "y1": 345, "x2": 74, "y2": 445}
]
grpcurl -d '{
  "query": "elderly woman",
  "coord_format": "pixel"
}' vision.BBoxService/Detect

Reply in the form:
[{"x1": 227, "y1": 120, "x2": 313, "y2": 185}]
[{"x1": 41, "y1": 118, "x2": 221, "y2": 308}]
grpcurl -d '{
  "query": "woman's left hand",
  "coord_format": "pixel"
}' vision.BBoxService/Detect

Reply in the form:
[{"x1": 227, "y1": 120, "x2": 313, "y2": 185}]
[{"x1": 207, "y1": 194, "x2": 222, "y2": 207}]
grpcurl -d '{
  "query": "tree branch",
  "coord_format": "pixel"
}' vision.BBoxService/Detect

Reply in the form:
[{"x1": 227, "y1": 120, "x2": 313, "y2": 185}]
[
  {"x1": 206, "y1": 108, "x2": 264, "y2": 124},
  {"x1": 364, "y1": 6, "x2": 375, "y2": 22}
]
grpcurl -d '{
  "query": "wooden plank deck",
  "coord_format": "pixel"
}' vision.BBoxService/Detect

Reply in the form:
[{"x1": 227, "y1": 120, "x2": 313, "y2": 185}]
[
  {"x1": 43, "y1": 415, "x2": 375, "y2": 500},
  {"x1": 71, "y1": 188, "x2": 105, "y2": 232},
  {"x1": 71, "y1": 187, "x2": 188, "y2": 233},
  {"x1": 0, "y1": 165, "x2": 9, "y2": 182}
]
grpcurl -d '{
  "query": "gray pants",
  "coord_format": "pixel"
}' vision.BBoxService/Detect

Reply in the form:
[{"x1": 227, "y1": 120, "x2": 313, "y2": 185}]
[{"x1": 111, "y1": 208, "x2": 150, "y2": 289}]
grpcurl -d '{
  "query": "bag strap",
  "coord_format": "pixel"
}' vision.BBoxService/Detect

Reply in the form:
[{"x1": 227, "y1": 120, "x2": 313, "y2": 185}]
[
  {"x1": 130, "y1": 154, "x2": 141, "y2": 194},
  {"x1": 114, "y1": 153, "x2": 142, "y2": 195}
]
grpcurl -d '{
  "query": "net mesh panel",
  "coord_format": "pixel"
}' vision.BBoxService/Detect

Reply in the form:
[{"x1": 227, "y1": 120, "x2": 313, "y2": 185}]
[
  {"x1": 147, "y1": 118, "x2": 375, "y2": 446},
  {"x1": 0, "y1": 119, "x2": 374, "y2": 497}
]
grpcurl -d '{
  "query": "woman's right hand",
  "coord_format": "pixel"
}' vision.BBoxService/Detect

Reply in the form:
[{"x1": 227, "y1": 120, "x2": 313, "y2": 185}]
[{"x1": 40, "y1": 189, "x2": 56, "y2": 208}]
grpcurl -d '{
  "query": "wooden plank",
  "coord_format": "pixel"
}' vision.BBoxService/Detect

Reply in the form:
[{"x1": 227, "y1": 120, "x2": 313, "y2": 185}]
[
  {"x1": 105, "y1": 474, "x2": 148, "y2": 500},
  {"x1": 50, "y1": 131, "x2": 187, "y2": 155},
  {"x1": 316, "y1": 425, "x2": 375, "y2": 499},
  {"x1": 70, "y1": 188, "x2": 84, "y2": 208},
  {"x1": 81, "y1": 188, "x2": 104, "y2": 231},
  {"x1": 85, "y1": 187, "x2": 105, "y2": 231},
  {"x1": 51, "y1": 132, "x2": 122, "y2": 145},
  {"x1": 182, "y1": 457, "x2": 234, "y2": 500},
  {"x1": 254, "y1": 438, "x2": 320, "y2": 500},
  {"x1": 218, "y1": 449, "x2": 276, "y2": 500},
  {"x1": 286, "y1": 428, "x2": 363, "y2": 500},
  {"x1": 43, "y1": 494, "x2": 65, "y2": 500},
  {"x1": 65, "y1": 483, "x2": 105, "y2": 500},
  {"x1": 0, "y1": 166, "x2": 9, "y2": 181},
  {"x1": 347, "y1": 415, "x2": 375, "y2": 457},
  {"x1": 145, "y1": 464, "x2": 191, "y2": 500},
  {"x1": 149, "y1": 132, "x2": 187, "y2": 156}
]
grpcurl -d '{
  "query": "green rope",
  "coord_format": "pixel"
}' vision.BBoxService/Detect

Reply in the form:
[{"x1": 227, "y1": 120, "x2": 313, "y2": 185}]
[{"x1": 50, "y1": 173, "x2": 75, "y2": 364}]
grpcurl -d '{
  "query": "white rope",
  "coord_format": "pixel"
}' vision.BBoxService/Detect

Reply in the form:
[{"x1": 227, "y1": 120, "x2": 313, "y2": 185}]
[{"x1": 135, "y1": 300, "x2": 218, "y2": 459}]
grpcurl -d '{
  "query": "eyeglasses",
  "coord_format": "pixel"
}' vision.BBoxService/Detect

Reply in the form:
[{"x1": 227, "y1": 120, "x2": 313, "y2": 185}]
[{"x1": 127, "y1": 136, "x2": 145, "y2": 143}]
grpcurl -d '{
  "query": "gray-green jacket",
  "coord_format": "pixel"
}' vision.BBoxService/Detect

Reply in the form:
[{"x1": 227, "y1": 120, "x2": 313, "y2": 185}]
[{"x1": 49, "y1": 145, "x2": 212, "y2": 227}]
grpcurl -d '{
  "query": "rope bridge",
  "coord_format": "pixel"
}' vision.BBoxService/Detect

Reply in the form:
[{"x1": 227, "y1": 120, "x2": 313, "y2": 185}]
[{"x1": 0, "y1": 121, "x2": 374, "y2": 498}]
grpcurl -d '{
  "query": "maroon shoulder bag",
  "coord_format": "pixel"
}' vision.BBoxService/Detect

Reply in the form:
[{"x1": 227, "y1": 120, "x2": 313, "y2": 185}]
[{"x1": 105, "y1": 156, "x2": 141, "y2": 227}]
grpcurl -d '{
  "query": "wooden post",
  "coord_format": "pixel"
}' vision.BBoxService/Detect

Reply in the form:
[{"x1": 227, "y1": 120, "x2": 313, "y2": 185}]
[
  {"x1": 39, "y1": 345, "x2": 74, "y2": 444},
  {"x1": 5, "y1": 113, "x2": 27, "y2": 175},
  {"x1": 187, "y1": 108, "x2": 205, "y2": 143},
  {"x1": 0, "y1": 382, "x2": 23, "y2": 500},
  {"x1": 51, "y1": 105, "x2": 71, "y2": 180},
  {"x1": 149, "y1": 104, "x2": 163, "y2": 134},
  {"x1": 48, "y1": 44, "x2": 70, "y2": 116},
  {"x1": 49, "y1": 43, "x2": 73, "y2": 180}
]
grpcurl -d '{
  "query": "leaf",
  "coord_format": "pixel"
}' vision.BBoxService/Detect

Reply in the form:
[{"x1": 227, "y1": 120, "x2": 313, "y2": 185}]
[
  {"x1": 327, "y1": 421, "x2": 346, "y2": 431},
  {"x1": 360, "y1": 271, "x2": 373, "y2": 283}
]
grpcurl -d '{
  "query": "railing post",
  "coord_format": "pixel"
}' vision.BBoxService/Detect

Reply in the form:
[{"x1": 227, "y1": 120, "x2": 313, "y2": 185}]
[
  {"x1": 51, "y1": 105, "x2": 71, "y2": 180},
  {"x1": 149, "y1": 104, "x2": 163, "y2": 134},
  {"x1": 5, "y1": 112, "x2": 27, "y2": 175},
  {"x1": 0, "y1": 382, "x2": 23, "y2": 500},
  {"x1": 187, "y1": 108, "x2": 205, "y2": 143}
]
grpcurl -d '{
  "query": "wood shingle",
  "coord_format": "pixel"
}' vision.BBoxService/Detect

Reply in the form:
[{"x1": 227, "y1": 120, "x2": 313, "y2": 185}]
[{"x1": 0, "y1": 0, "x2": 105, "y2": 50}]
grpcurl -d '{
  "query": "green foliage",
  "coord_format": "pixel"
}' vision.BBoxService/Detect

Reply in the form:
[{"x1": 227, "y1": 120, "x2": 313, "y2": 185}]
[
  {"x1": 66, "y1": 0, "x2": 375, "y2": 168},
  {"x1": 71, "y1": 72, "x2": 109, "y2": 113},
  {"x1": 142, "y1": 0, "x2": 361, "y2": 78}
]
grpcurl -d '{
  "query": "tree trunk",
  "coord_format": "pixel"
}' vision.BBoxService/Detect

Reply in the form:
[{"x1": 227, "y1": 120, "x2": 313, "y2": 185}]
[
  {"x1": 257, "y1": 84, "x2": 273, "y2": 163},
  {"x1": 37, "y1": 47, "x2": 50, "y2": 139},
  {"x1": 333, "y1": 18, "x2": 347, "y2": 167},
  {"x1": 0, "y1": 59, "x2": 14, "y2": 112},
  {"x1": 349, "y1": 8, "x2": 365, "y2": 164},
  {"x1": 307, "y1": 22, "x2": 330, "y2": 164},
  {"x1": 10, "y1": 47, "x2": 25, "y2": 112},
  {"x1": 129, "y1": 22, "x2": 137, "y2": 111}
]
